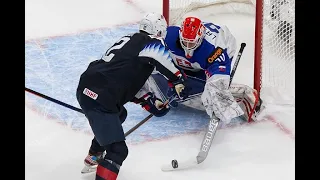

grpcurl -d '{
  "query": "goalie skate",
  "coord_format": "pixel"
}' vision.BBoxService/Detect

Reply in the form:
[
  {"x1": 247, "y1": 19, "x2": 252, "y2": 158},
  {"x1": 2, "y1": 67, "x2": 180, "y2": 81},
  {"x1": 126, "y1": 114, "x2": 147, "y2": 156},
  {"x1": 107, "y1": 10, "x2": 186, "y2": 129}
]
[{"x1": 252, "y1": 98, "x2": 266, "y2": 121}]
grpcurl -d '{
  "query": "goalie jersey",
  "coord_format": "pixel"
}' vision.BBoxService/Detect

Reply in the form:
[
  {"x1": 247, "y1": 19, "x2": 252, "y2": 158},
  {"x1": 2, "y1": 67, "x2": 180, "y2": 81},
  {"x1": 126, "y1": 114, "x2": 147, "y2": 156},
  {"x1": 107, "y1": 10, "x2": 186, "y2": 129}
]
[
  {"x1": 164, "y1": 22, "x2": 237, "y2": 80},
  {"x1": 164, "y1": 22, "x2": 245, "y2": 123}
]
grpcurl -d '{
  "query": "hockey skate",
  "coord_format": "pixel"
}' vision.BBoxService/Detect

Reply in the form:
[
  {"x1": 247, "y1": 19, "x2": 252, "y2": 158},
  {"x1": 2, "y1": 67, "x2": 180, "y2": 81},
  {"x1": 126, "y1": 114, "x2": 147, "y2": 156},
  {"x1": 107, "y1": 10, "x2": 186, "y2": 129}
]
[
  {"x1": 255, "y1": 98, "x2": 265, "y2": 114},
  {"x1": 251, "y1": 97, "x2": 266, "y2": 121},
  {"x1": 81, "y1": 151, "x2": 105, "y2": 174},
  {"x1": 237, "y1": 96, "x2": 265, "y2": 122}
]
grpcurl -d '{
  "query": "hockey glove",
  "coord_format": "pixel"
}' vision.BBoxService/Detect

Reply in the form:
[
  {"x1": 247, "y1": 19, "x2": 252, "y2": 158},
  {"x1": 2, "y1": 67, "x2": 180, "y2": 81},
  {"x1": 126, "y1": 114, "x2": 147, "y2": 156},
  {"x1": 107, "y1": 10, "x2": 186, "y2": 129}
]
[
  {"x1": 140, "y1": 92, "x2": 170, "y2": 117},
  {"x1": 168, "y1": 75, "x2": 190, "y2": 100}
]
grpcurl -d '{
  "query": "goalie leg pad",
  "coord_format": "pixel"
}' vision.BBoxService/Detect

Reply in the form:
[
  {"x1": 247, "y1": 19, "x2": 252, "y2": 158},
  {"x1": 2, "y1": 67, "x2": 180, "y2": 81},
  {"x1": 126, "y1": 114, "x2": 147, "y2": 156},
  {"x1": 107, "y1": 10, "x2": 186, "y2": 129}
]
[
  {"x1": 201, "y1": 76, "x2": 244, "y2": 124},
  {"x1": 229, "y1": 83, "x2": 263, "y2": 122}
]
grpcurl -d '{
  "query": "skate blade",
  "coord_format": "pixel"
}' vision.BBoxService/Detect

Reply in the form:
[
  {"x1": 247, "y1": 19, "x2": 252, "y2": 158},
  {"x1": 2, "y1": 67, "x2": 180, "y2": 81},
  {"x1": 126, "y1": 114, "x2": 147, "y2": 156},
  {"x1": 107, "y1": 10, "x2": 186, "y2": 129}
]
[{"x1": 81, "y1": 165, "x2": 97, "y2": 174}]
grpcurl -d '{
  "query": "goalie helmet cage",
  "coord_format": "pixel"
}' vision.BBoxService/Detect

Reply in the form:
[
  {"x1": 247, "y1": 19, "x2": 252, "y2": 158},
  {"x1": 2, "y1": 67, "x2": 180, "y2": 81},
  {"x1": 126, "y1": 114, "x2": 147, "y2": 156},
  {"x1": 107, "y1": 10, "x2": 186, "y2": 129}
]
[{"x1": 162, "y1": 0, "x2": 295, "y2": 104}]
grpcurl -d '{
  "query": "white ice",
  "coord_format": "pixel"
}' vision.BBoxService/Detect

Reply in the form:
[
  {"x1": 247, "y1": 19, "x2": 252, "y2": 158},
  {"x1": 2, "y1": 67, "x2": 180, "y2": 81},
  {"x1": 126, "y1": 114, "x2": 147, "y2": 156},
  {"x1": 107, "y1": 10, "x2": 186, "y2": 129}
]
[{"x1": 25, "y1": 0, "x2": 295, "y2": 180}]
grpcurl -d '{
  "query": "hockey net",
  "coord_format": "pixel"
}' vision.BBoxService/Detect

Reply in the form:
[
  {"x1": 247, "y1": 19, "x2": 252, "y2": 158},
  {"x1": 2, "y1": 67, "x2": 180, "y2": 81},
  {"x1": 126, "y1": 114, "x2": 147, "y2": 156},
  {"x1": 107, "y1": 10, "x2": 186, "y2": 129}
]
[{"x1": 162, "y1": 0, "x2": 295, "y2": 105}]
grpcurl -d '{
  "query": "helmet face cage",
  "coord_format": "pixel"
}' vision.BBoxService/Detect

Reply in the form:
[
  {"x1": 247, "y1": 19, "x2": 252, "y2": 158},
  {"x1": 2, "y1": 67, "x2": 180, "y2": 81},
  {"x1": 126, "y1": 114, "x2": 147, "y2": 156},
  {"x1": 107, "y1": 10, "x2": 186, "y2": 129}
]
[
  {"x1": 155, "y1": 19, "x2": 167, "y2": 38},
  {"x1": 179, "y1": 17, "x2": 205, "y2": 57}
]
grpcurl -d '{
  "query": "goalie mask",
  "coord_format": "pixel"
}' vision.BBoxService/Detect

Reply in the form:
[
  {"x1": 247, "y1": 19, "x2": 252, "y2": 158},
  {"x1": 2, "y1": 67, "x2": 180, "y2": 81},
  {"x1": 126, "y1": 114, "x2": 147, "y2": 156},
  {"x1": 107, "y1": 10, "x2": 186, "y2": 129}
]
[
  {"x1": 139, "y1": 12, "x2": 168, "y2": 38},
  {"x1": 179, "y1": 17, "x2": 206, "y2": 58}
]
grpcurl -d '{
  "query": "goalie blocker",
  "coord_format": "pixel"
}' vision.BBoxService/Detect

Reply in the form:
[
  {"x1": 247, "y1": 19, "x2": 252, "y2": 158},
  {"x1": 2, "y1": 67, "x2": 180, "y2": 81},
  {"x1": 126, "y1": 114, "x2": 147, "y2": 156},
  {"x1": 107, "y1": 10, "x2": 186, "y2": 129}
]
[{"x1": 146, "y1": 71, "x2": 263, "y2": 122}]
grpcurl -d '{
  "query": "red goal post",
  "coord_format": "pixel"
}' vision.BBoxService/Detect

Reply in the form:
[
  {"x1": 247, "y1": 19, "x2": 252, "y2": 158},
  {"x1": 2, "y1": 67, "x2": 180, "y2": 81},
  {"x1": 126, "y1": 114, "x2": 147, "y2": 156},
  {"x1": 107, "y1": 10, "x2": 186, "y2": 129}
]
[{"x1": 162, "y1": 0, "x2": 295, "y2": 104}]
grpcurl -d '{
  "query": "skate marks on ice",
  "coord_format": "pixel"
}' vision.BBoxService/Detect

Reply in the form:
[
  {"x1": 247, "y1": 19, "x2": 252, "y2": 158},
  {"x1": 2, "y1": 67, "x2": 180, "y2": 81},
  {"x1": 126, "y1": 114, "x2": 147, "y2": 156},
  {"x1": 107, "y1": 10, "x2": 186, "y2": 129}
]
[
  {"x1": 26, "y1": 101, "x2": 294, "y2": 180},
  {"x1": 25, "y1": 19, "x2": 294, "y2": 143},
  {"x1": 152, "y1": 103, "x2": 295, "y2": 143},
  {"x1": 123, "y1": 112, "x2": 294, "y2": 180},
  {"x1": 25, "y1": 24, "x2": 139, "y2": 132},
  {"x1": 26, "y1": 94, "x2": 294, "y2": 147}
]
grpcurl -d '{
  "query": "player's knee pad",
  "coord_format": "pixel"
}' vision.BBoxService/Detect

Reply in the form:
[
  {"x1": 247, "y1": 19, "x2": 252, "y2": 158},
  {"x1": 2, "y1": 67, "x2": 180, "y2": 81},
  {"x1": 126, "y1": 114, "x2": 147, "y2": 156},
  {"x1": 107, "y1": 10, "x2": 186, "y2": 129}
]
[
  {"x1": 104, "y1": 141, "x2": 128, "y2": 166},
  {"x1": 119, "y1": 106, "x2": 127, "y2": 124}
]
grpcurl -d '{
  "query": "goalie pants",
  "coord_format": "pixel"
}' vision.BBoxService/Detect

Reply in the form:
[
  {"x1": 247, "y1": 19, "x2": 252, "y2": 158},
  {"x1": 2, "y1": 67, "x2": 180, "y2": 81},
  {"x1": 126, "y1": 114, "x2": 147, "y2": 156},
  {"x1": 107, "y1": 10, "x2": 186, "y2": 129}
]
[
  {"x1": 151, "y1": 70, "x2": 260, "y2": 122},
  {"x1": 76, "y1": 90, "x2": 129, "y2": 170},
  {"x1": 151, "y1": 69, "x2": 206, "y2": 103}
]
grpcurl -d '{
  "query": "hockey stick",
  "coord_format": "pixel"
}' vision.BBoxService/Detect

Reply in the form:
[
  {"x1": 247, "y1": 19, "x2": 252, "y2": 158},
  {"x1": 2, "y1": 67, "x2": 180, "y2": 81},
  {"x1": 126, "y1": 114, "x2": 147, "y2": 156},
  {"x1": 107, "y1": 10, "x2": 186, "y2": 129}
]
[
  {"x1": 230, "y1": 43, "x2": 246, "y2": 84},
  {"x1": 161, "y1": 42, "x2": 246, "y2": 171},
  {"x1": 81, "y1": 112, "x2": 155, "y2": 174},
  {"x1": 81, "y1": 95, "x2": 176, "y2": 174},
  {"x1": 25, "y1": 87, "x2": 174, "y2": 137},
  {"x1": 26, "y1": 86, "x2": 155, "y2": 137},
  {"x1": 124, "y1": 94, "x2": 176, "y2": 137},
  {"x1": 25, "y1": 87, "x2": 84, "y2": 113}
]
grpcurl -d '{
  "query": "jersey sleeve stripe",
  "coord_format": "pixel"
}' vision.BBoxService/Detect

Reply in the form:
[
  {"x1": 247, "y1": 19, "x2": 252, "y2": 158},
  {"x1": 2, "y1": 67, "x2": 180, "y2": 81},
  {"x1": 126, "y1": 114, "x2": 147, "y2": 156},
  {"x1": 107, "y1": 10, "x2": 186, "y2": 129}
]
[{"x1": 138, "y1": 42, "x2": 180, "y2": 75}]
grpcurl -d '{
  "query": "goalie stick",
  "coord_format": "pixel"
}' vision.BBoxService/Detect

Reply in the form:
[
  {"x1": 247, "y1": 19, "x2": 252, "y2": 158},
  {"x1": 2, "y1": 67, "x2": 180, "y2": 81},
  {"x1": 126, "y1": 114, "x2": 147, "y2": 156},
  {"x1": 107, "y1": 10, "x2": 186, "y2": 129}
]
[{"x1": 161, "y1": 42, "x2": 246, "y2": 172}]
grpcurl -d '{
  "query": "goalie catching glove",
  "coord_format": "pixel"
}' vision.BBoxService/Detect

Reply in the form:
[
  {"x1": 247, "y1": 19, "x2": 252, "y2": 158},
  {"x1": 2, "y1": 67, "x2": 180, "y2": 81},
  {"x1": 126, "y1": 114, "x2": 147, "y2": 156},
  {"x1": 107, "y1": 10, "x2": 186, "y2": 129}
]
[{"x1": 135, "y1": 92, "x2": 170, "y2": 117}]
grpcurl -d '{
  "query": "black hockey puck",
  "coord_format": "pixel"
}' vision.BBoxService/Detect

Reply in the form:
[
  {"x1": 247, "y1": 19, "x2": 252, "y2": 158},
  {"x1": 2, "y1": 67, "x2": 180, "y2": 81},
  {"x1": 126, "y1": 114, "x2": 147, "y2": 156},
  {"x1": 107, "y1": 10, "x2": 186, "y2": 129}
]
[{"x1": 171, "y1": 159, "x2": 178, "y2": 168}]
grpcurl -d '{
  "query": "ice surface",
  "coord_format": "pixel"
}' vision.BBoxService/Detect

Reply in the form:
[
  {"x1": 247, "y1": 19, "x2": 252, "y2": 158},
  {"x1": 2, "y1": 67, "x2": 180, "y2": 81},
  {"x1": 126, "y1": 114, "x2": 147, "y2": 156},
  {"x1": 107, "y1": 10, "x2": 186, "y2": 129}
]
[{"x1": 25, "y1": 0, "x2": 295, "y2": 179}]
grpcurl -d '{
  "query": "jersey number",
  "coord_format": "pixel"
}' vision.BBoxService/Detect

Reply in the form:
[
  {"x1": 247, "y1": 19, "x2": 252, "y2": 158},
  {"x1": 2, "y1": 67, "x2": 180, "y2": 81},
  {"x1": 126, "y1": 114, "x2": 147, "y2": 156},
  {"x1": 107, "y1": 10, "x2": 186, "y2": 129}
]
[
  {"x1": 205, "y1": 23, "x2": 220, "y2": 40},
  {"x1": 102, "y1": 36, "x2": 131, "y2": 62}
]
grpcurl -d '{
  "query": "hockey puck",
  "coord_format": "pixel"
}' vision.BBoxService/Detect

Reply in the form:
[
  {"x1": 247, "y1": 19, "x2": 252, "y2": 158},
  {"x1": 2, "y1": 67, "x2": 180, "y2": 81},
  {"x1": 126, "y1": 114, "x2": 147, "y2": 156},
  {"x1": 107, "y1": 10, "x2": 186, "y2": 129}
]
[{"x1": 171, "y1": 159, "x2": 178, "y2": 168}]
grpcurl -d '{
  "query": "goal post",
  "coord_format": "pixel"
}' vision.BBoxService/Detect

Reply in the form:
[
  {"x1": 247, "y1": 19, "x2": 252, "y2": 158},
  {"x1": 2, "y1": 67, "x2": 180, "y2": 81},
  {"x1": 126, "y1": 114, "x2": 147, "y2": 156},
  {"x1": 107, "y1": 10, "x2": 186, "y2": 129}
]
[
  {"x1": 162, "y1": 0, "x2": 295, "y2": 104},
  {"x1": 254, "y1": 0, "x2": 263, "y2": 95}
]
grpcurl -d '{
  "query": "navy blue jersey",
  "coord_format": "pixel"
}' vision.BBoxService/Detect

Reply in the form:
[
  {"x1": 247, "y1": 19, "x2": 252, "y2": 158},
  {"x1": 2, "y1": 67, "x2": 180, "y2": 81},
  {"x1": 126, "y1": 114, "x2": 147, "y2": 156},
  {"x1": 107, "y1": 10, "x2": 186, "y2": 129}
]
[{"x1": 77, "y1": 32, "x2": 181, "y2": 112}]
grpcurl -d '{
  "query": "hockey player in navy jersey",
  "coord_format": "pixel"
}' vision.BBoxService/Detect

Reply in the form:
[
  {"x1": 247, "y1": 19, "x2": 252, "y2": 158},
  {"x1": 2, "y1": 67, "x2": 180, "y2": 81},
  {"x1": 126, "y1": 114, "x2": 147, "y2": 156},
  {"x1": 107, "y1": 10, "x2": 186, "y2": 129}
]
[
  {"x1": 76, "y1": 12, "x2": 189, "y2": 180},
  {"x1": 147, "y1": 16, "x2": 263, "y2": 124}
]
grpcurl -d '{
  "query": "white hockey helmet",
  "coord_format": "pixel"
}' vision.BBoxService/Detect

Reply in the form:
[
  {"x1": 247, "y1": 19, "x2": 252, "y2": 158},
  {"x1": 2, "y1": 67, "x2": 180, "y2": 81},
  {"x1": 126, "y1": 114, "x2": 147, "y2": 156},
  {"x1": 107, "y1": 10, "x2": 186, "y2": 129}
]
[{"x1": 139, "y1": 12, "x2": 168, "y2": 38}]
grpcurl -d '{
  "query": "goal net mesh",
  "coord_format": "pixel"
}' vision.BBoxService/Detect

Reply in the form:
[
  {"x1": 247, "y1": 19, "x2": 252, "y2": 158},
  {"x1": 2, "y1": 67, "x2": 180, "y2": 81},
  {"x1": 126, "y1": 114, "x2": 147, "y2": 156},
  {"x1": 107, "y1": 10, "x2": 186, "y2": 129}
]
[{"x1": 166, "y1": 0, "x2": 295, "y2": 105}]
